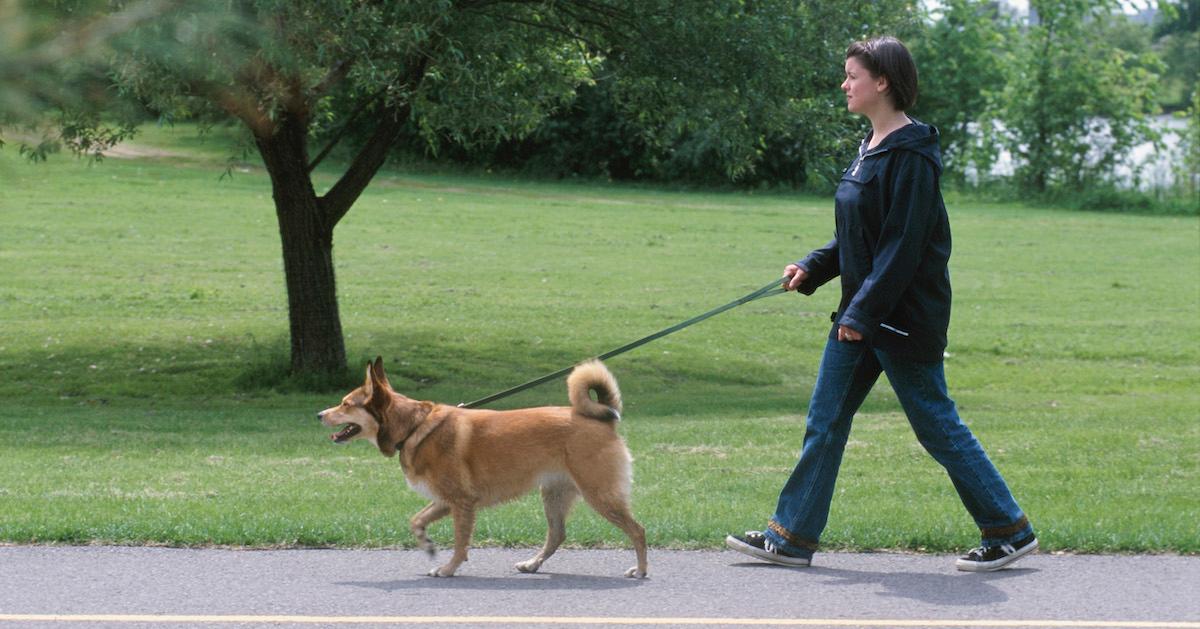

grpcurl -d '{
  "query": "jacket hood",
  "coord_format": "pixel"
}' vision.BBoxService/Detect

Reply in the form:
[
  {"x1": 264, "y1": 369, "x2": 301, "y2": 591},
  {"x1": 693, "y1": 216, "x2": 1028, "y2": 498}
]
[{"x1": 862, "y1": 118, "x2": 943, "y2": 175}]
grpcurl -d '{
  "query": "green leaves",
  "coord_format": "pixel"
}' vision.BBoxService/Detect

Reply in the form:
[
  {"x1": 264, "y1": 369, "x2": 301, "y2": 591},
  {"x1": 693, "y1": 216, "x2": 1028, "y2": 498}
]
[
  {"x1": 5, "y1": 0, "x2": 917, "y2": 185},
  {"x1": 989, "y1": 0, "x2": 1163, "y2": 193}
]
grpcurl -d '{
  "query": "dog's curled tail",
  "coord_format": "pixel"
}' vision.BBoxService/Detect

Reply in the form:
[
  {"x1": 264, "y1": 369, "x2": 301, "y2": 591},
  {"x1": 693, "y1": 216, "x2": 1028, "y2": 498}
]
[{"x1": 567, "y1": 360, "x2": 623, "y2": 421}]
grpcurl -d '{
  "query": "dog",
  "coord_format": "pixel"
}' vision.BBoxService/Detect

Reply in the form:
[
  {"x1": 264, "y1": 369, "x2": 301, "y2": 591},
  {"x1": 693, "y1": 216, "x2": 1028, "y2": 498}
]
[{"x1": 317, "y1": 357, "x2": 647, "y2": 578}]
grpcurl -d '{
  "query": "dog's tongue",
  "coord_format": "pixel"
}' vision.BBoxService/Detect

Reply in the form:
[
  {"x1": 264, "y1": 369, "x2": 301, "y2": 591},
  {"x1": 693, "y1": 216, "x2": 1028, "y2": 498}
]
[{"x1": 332, "y1": 424, "x2": 361, "y2": 442}]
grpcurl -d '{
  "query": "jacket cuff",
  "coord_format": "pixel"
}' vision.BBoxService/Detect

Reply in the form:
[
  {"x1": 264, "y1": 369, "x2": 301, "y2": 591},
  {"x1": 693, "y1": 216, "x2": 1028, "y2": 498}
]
[
  {"x1": 838, "y1": 310, "x2": 874, "y2": 340},
  {"x1": 794, "y1": 261, "x2": 821, "y2": 296}
]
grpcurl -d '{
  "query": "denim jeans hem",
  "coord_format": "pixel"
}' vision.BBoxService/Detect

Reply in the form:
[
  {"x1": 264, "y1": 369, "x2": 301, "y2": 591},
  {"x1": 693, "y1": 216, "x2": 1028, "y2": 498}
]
[
  {"x1": 981, "y1": 515, "x2": 1035, "y2": 547},
  {"x1": 765, "y1": 520, "x2": 817, "y2": 559}
]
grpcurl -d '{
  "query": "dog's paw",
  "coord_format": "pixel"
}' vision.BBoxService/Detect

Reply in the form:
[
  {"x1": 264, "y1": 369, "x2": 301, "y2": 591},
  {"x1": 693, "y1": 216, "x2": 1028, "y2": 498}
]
[
  {"x1": 515, "y1": 559, "x2": 542, "y2": 574},
  {"x1": 624, "y1": 566, "x2": 648, "y2": 579},
  {"x1": 428, "y1": 564, "x2": 457, "y2": 578},
  {"x1": 419, "y1": 541, "x2": 437, "y2": 558}
]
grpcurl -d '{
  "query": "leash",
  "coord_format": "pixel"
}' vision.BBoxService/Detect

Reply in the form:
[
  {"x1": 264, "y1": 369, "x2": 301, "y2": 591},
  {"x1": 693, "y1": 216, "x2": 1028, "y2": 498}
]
[{"x1": 459, "y1": 278, "x2": 788, "y2": 409}]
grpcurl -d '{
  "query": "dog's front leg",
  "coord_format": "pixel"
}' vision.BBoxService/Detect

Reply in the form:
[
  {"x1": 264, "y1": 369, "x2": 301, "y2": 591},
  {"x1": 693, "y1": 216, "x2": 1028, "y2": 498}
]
[
  {"x1": 429, "y1": 504, "x2": 475, "y2": 577},
  {"x1": 411, "y1": 501, "x2": 450, "y2": 557}
]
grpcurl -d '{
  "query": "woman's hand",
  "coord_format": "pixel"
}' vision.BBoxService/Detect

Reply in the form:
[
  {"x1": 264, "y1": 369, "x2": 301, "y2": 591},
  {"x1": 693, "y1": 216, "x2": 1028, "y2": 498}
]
[
  {"x1": 784, "y1": 263, "x2": 860, "y2": 342},
  {"x1": 783, "y1": 264, "x2": 809, "y2": 291}
]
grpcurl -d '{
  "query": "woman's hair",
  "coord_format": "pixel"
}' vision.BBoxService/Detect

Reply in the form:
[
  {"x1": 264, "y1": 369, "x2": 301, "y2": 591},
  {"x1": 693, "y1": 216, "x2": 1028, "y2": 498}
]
[{"x1": 846, "y1": 36, "x2": 918, "y2": 111}]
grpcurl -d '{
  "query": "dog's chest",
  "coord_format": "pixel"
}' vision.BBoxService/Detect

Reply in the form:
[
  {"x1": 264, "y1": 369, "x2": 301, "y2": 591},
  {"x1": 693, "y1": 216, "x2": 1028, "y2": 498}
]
[
  {"x1": 399, "y1": 465, "x2": 436, "y2": 501},
  {"x1": 398, "y1": 454, "x2": 438, "y2": 500},
  {"x1": 404, "y1": 476, "x2": 437, "y2": 501}
]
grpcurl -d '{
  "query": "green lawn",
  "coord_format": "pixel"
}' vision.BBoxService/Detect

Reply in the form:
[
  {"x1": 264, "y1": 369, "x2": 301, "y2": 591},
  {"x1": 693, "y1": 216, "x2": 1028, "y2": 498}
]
[{"x1": 1, "y1": 124, "x2": 1197, "y2": 554}]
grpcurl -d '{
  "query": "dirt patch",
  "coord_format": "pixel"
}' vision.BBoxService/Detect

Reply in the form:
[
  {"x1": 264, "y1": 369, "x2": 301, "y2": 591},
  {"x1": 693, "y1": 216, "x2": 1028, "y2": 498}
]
[{"x1": 101, "y1": 143, "x2": 188, "y2": 160}]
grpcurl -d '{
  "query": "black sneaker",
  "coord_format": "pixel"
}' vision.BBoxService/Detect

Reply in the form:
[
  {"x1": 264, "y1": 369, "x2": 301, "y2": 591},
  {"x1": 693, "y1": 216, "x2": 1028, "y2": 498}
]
[
  {"x1": 725, "y1": 531, "x2": 812, "y2": 567},
  {"x1": 955, "y1": 534, "x2": 1038, "y2": 572}
]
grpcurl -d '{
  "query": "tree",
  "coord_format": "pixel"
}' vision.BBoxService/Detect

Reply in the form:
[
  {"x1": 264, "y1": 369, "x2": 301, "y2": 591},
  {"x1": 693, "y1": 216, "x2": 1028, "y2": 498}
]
[
  {"x1": 9, "y1": 0, "x2": 914, "y2": 377},
  {"x1": 1, "y1": 1, "x2": 157, "y2": 160},
  {"x1": 908, "y1": 0, "x2": 1012, "y2": 178},
  {"x1": 982, "y1": 0, "x2": 1163, "y2": 194},
  {"x1": 1176, "y1": 87, "x2": 1200, "y2": 200},
  {"x1": 1153, "y1": 0, "x2": 1200, "y2": 112},
  {"x1": 367, "y1": 2, "x2": 918, "y2": 189}
]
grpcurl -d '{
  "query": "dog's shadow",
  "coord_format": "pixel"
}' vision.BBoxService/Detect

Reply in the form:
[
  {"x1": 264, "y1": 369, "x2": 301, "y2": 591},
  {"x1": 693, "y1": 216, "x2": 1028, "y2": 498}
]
[
  {"x1": 730, "y1": 561, "x2": 1034, "y2": 606},
  {"x1": 338, "y1": 572, "x2": 647, "y2": 593}
]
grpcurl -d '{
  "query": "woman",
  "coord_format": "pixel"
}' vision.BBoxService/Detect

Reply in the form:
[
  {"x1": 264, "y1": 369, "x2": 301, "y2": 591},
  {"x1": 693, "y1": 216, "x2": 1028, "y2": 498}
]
[{"x1": 726, "y1": 36, "x2": 1036, "y2": 572}]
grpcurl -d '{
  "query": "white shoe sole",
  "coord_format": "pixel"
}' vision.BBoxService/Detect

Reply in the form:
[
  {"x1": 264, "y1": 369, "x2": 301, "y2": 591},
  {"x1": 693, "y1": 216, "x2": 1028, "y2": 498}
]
[
  {"x1": 725, "y1": 535, "x2": 811, "y2": 567},
  {"x1": 956, "y1": 538, "x2": 1039, "y2": 572}
]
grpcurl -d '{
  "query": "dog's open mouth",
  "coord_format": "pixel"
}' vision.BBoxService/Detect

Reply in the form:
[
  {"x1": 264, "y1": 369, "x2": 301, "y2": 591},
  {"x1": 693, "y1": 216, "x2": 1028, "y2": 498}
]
[{"x1": 331, "y1": 424, "x2": 362, "y2": 444}]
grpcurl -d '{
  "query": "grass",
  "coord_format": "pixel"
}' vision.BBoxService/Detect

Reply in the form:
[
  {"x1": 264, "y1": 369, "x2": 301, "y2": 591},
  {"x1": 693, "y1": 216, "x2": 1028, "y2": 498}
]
[{"x1": 1, "y1": 123, "x2": 1197, "y2": 554}]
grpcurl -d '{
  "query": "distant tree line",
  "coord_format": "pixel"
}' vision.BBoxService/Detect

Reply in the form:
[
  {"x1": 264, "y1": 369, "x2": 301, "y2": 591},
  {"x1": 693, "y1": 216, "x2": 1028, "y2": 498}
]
[{"x1": 375, "y1": 0, "x2": 1197, "y2": 211}]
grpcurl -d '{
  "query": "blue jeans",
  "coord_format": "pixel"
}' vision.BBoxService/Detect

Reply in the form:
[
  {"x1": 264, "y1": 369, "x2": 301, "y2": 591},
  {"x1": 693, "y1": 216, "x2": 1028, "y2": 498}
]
[{"x1": 766, "y1": 337, "x2": 1032, "y2": 556}]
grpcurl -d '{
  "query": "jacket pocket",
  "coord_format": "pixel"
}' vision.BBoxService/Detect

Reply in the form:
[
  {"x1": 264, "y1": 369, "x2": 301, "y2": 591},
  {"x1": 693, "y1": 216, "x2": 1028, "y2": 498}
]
[
  {"x1": 834, "y1": 158, "x2": 880, "y2": 281},
  {"x1": 835, "y1": 164, "x2": 878, "y2": 225},
  {"x1": 840, "y1": 161, "x2": 876, "y2": 185}
]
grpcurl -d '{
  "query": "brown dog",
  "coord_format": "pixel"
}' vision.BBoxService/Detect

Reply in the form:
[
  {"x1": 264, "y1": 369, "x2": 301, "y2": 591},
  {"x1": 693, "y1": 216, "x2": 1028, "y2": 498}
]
[{"x1": 317, "y1": 357, "x2": 647, "y2": 578}]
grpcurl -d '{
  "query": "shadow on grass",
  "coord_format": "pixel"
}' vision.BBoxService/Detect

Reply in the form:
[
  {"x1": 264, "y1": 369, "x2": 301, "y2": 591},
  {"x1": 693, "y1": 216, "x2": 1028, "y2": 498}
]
[{"x1": 3, "y1": 331, "x2": 830, "y2": 419}]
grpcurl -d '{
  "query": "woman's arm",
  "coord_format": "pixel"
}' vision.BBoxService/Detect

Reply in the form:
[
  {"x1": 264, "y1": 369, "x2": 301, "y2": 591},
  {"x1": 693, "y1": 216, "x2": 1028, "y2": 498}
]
[{"x1": 786, "y1": 236, "x2": 840, "y2": 294}]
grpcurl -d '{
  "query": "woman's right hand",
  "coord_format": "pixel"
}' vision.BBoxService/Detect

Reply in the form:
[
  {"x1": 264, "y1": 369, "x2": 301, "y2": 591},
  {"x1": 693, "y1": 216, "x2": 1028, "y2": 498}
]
[{"x1": 783, "y1": 264, "x2": 809, "y2": 291}]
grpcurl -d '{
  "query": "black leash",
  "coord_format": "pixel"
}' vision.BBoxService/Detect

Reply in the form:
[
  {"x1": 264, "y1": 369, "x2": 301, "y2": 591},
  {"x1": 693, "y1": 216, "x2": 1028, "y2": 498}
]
[{"x1": 459, "y1": 278, "x2": 788, "y2": 409}]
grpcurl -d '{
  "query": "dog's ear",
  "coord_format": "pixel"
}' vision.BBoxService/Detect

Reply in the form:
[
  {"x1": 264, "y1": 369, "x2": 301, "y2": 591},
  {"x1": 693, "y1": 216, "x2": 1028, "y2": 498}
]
[
  {"x1": 369, "y1": 356, "x2": 391, "y2": 392},
  {"x1": 362, "y1": 361, "x2": 375, "y2": 398},
  {"x1": 366, "y1": 357, "x2": 395, "y2": 448}
]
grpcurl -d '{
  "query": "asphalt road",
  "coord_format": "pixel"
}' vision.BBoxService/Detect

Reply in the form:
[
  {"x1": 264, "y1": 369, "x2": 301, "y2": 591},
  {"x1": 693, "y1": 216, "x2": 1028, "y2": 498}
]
[{"x1": 1, "y1": 546, "x2": 1197, "y2": 628}]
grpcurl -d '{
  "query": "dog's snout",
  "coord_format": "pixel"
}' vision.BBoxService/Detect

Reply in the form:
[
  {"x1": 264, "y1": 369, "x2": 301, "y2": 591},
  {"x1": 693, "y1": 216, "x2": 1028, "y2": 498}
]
[{"x1": 316, "y1": 411, "x2": 324, "y2": 421}]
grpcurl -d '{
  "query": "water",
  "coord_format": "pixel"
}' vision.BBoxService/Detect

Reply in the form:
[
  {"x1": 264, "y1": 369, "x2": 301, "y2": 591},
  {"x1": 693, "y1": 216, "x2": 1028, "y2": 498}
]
[
  {"x1": 966, "y1": 114, "x2": 1193, "y2": 190},
  {"x1": 1125, "y1": 114, "x2": 1189, "y2": 190}
]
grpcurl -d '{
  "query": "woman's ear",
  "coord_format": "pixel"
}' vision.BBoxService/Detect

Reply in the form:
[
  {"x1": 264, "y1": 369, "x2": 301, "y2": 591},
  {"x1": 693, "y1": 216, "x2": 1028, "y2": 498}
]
[{"x1": 876, "y1": 74, "x2": 890, "y2": 96}]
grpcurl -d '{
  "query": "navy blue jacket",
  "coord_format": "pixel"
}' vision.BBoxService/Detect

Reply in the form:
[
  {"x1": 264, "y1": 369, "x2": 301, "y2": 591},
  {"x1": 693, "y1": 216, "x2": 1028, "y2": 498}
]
[{"x1": 795, "y1": 119, "x2": 952, "y2": 362}]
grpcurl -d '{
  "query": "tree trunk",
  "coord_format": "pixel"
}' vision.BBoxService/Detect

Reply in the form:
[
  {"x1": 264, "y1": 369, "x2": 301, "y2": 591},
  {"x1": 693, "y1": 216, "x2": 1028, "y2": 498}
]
[
  {"x1": 243, "y1": 55, "x2": 424, "y2": 378},
  {"x1": 255, "y1": 113, "x2": 347, "y2": 376}
]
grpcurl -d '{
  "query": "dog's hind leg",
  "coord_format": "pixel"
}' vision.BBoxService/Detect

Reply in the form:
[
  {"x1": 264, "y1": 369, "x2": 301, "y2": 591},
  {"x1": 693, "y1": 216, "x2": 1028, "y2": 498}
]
[
  {"x1": 572, "y1": 457, "x2": 648, "y2": 578},
  {"x1": 429, "y1": 504, "x2": 475, "y2": 577},
  {"x1": 410, "y1": 501, "x2": 450, "y2": 557},
  {"x1": 517, "y1": 480, "x2": 579, "y2": 574},
  {"x1": 590, "y1": 500, "x2": 647, "y2": 579}
]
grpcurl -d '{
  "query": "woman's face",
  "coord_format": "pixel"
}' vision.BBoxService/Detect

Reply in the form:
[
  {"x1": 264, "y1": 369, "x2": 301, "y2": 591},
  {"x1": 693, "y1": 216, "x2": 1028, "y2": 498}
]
[{"x1": 841, "y1": 56, "x2": 888, "y2": 115}]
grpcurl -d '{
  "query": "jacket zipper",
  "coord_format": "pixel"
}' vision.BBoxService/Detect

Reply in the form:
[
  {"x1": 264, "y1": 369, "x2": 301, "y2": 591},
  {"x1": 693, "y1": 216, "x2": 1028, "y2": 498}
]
[{"x1": 879, "y1": 323, "x2": 911, "y2": 337}]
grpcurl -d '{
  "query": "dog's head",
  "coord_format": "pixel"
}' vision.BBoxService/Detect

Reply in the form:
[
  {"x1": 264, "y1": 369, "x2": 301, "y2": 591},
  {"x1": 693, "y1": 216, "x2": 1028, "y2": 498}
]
[{"x1": 318, "y1": 356, "x2": 398, "y2": 453}]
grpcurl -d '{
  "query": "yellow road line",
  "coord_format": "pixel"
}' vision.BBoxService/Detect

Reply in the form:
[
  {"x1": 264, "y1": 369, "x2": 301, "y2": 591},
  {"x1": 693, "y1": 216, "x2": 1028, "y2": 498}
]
[{"x1": 0, "y1": 615, "x2": 1197, "y2": 627}]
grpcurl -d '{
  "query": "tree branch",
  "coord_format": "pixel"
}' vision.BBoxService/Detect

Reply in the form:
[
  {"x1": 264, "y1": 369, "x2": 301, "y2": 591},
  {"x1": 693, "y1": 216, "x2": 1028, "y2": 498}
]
[
  {"x1": 560, "y1": 0, "x2": 643, "y2": 34},
  {"x1": 310, "y1": 58, "x2": 354, "y2": 100},
  {"x1": 318, "y1": 56, "x2": 429, "y2": 226},
  {"x1": 474, "y1": 9, "x2": 609, "y2": 52},
  {"x1": 184, "y1": 77, "x2": 276, "y2": 137},
  {"x1": 307, "y1": 87, "x2": 386, "y2": 174}
]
